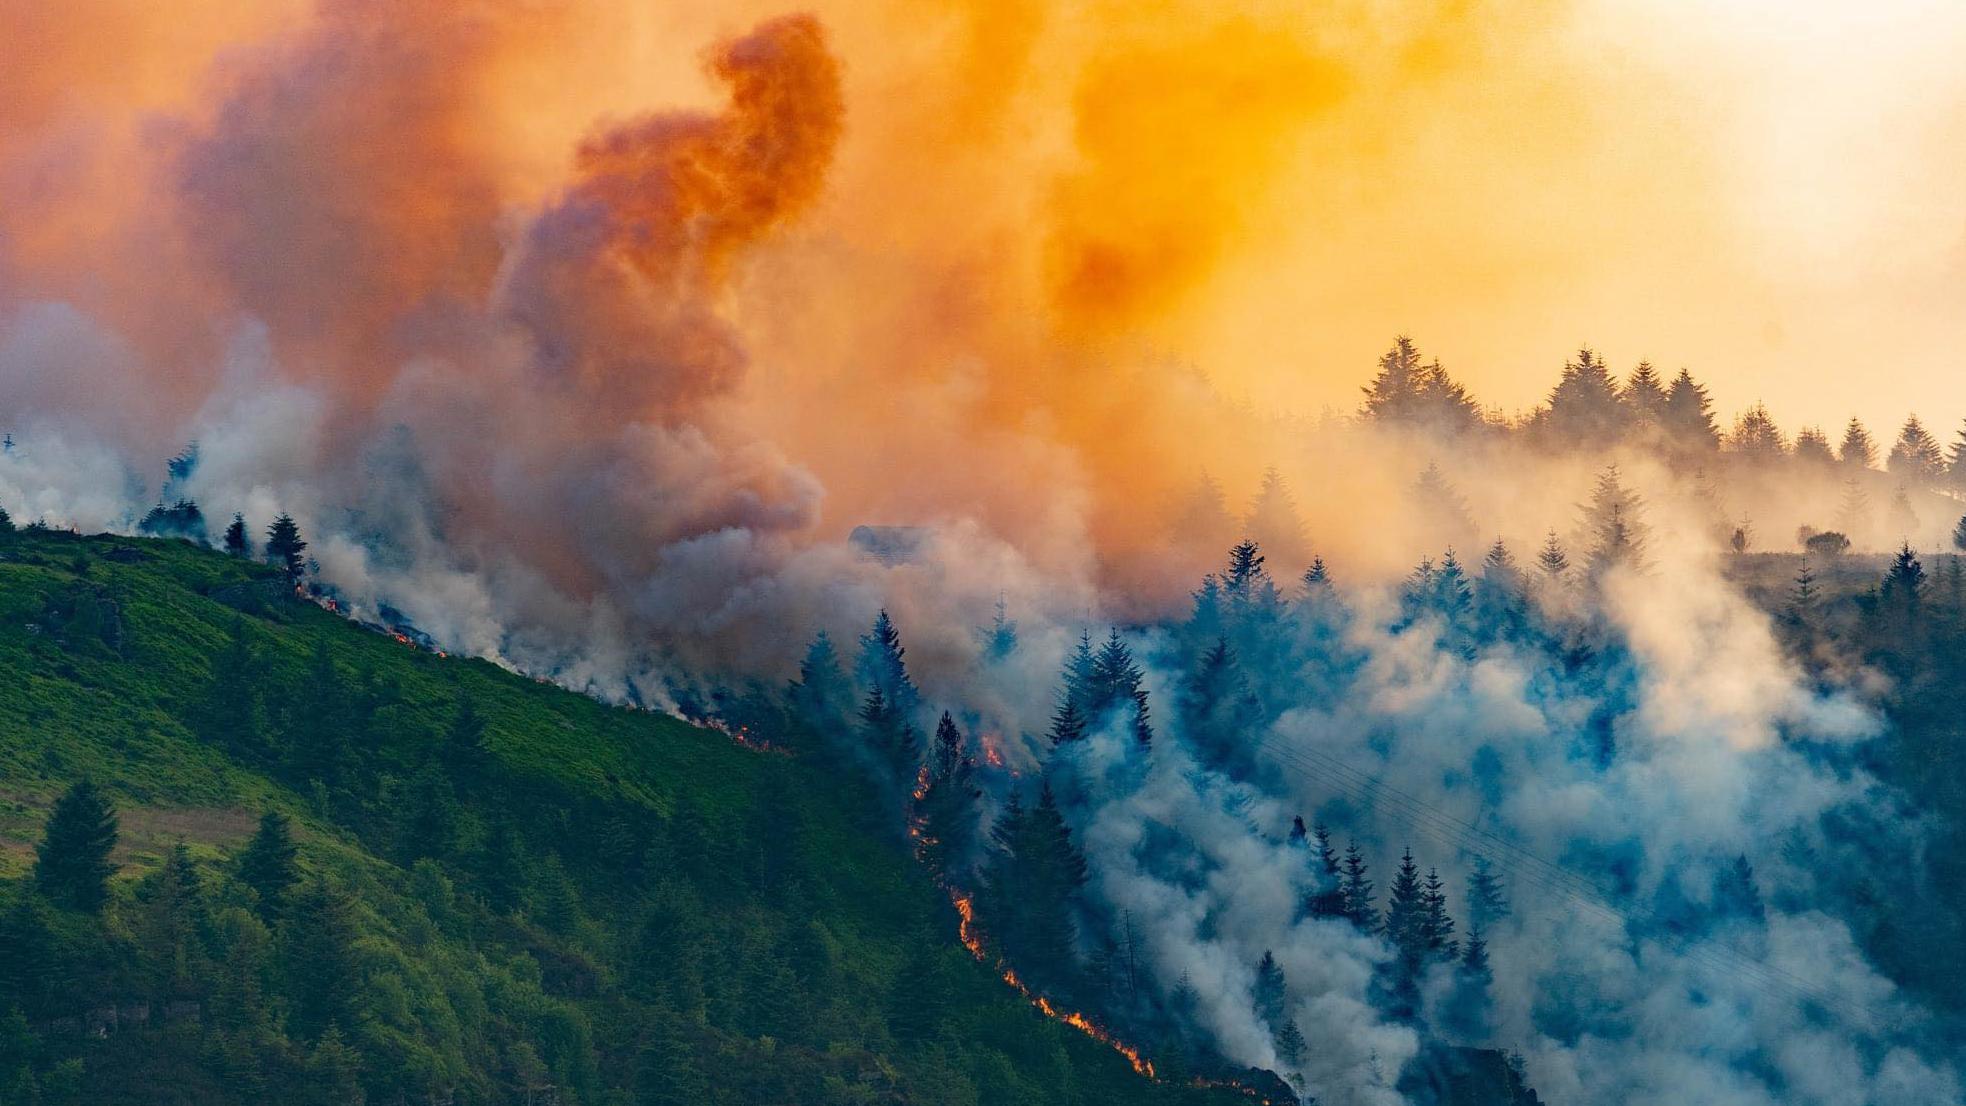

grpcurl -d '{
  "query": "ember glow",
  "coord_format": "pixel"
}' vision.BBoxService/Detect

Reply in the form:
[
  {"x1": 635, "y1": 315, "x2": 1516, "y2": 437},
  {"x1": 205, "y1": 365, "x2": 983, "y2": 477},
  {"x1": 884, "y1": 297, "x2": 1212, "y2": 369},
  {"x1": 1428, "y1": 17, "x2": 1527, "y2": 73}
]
[{"x1": 949, "y1": 891, "x2": 1157, "y2": 1080}]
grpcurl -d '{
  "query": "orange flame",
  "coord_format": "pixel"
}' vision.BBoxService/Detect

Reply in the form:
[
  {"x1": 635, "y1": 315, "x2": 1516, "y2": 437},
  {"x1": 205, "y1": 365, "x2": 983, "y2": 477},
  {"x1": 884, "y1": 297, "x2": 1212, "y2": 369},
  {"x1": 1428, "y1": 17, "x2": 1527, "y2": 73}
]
[{"x1": 947, "y1": 891, "x2": 1155, "y2": 1079}]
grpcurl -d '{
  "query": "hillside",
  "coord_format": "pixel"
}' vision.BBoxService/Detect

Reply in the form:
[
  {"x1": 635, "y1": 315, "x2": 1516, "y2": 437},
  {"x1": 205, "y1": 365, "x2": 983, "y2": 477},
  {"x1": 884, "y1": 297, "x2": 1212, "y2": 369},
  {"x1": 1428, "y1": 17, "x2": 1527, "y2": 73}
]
[{"x1": 0, "y1": 529, "x2": 1248, "y2": 1106}]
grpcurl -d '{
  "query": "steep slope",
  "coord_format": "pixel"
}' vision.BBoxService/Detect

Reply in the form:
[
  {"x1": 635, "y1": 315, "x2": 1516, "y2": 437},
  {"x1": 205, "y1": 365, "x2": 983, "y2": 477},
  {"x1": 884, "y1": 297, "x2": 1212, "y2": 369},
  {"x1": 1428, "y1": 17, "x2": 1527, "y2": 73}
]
[{"x1": 0, "y1": 529, "x2": 1245, "y2": 1105}]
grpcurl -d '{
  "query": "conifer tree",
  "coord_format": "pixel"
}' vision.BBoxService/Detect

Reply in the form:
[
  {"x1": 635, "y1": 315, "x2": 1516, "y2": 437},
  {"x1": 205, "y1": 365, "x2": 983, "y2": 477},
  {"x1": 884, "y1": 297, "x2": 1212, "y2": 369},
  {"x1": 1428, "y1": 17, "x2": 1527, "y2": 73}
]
[
  {"x1": 1788, "y1": 562, "x2": 1819, "y2": 617},
  {"x1": 1948, "y1": 420, "x2": 1966, "y2": 490},
  {"x1": 1362, "y1": 337, "x2": 1483, "y2": 430},
  {"x1": 855, "y1": 609, "x2": 920, "y2": 720},
  {"x1": 1543, "y1": 347, "x2": 1626, "y2": 446},
  {"x1": 0, "y1": 504, "x2": 13, "y2": 536},
  {"x1": 1170, "y1": 472, "x2": 1236, "y2": 553},
  {"x1": 914, "y1": 713, "x2": 981, "y2": 876},
  {"x1": 977, "y1": 594, "x2": 1019, "y2": 661},
  {"x1": 1223, "y1": 540, "x2": 1277, "y2": 608},
  {"x1": 1302, "y1": 556, "x2": 1331, "y2": 592},
  {"x1": 237, "y1": 809, "x2": 300, "y2": 922},
  {"x1": 1836, "y1": 477, "x2": 1872, "y2": 542},
  {"x1": 1089, "y1": 628, "x2": 1153, "y2": 746},
  {"x1": 1881, "y1": 542, "x2": 1925, "y2": 609},
  {"x1": 1341, "y1": 842, "x2": 1375, "y2": 929},
  {"x1": 1664, "y1": 368, "x2": 1721, "y2": 451},
  {"x1": 265, "y1": 513, "x2": 307, "y2": 589},
  {"x1": 1433, "y1": 548, "x2": 1472, "y2": 619},
  {"x1": 978, "y1": 783, "x2": 1087, "y2": 990},
  {"x1": 1582, "y1": 466, "x2": 1649, "y2": 576},
  {"x1": 1307, "y1": 822, "x2": 1347, "y2": 919},
  {"x1": 439, "y1": 694, "x2": 490, "y2": 780},
  {"x1": 1466, "y1": 856, "x2": 1510, "y2": 932},
  {"x1": 1382, "y1": 848, "x2": 1426, "y2": 947},
  {"x1": 1420, "y1": 867, "x2": 1459, "y2": 960},
  {"x1": 197, "y1": 617, "x2": 266, "y2": 759},
  {"x1": 787, "y1": 630, "x2": 853, "y2": 730},
  {"x1": 1953, "y1": 516, "x2": 1966, "y2": 555},
  {"x1": 1536, "y1": 530, "x2": 1570, "y2": 581},
  {"x1": 1047, "y1": 694, "x2": 1088, "y2": 746},
  {"x1": 1623, "y1": 361, "x2": 1667, "y2": 427},
  {"x1": 34, "y1": 778, "x2": 118, "y2": 913},
  {"x1": 1728, "y1": 403, "x2": 1787, "y2": 459},
  {"x1": 1793, "y1": 426, "x2": 1834, "y2": 465},
  {"x1": 1061, "y1": 629, "x2": 1097, "y2": 715},
  {"x1": 1275, "y1": 1019, "x2": 1307, "y2": 1069},
  {"x1": 223, "y1": 512, "x2": 251, "y2": 556},
  {"x1": 1712, "y1": 855, "x2": 1767, "y2": 924},
  {"x1": 304, "y1": 1024, "x2": 364, "y2": 1105},
  {"x1": 134, "y1": 844, "x2": 211, "y2": 999},
  {"x1": 1414, "y1": 462, "x2": 1478, "y2": 551},
  {"x1": 1444, "y1": 924, "x2": 1495, "y2": 1041},
  {"x1": 1888, "y1": 416, "x2": 1946, "y2": 482},
  {"x1": 1839, "y1": 418, "x2": 1878, "y2": 469},
  {"x1": 1244, "y1": 468, "x2": 1309, "y2": 571},
  {"x1": 1182, "y1": 637, "x2": 1253, "y2": 767},
  {"x1": 283, "y1": 878, "x2": 360, "y2": 1039},
  {"x1": 857, "y1": 686, "x2": 921, "y2": 784},
  {"x1": 1252, "y1": 950, "x2": 1289, "y2": 1031}
]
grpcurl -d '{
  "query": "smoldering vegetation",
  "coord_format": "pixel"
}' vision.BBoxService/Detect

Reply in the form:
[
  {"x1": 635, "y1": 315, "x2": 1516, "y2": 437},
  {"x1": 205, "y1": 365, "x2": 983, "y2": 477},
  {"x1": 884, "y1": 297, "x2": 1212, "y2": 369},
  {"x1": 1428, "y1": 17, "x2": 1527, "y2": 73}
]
[{"x1": 4, "y1": 4, "x2": 1966, "y2": 1103}]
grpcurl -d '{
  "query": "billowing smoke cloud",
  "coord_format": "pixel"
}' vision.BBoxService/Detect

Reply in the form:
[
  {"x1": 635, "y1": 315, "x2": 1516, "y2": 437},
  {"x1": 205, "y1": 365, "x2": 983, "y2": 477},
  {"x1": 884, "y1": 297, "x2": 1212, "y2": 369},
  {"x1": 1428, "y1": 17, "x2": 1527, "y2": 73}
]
[{"x1": 2, "y1": 3, "x2": 1965, "y2": 1103}]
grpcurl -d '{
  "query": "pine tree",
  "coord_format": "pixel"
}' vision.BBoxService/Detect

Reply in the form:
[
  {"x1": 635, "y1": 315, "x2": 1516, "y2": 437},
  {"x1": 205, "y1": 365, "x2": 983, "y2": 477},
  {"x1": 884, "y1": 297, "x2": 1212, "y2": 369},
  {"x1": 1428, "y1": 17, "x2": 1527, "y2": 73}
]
[
  {"x1": 1307, "y1": 821, "x2": 1347, "y2": 919},
  {"x1": 978, "y1": 783, "x2": 1087, "y2": 990},
  {"x1": 1222, "y1": 540, "x2": 1274, "y2": 606},
  {"x1": 1623, "y1": 361, "x2": 1668, "y2": 427},
  {"x1": 1948, "y1": 421, "x2": 1966, "y2": 490},
  {"x1": 1061, "y1": 629, "x2": 1097, "y2": 715},
  {"x1": 0, "y1": 504, "x2": 13, "y2": 536},
  {"x1": 1252, "y1": 950, "x2": 1288, "y2": 1031},
  {"x1": 787, "y1": 630, "x2": 853, "y2": 730},
  {"x1": 1382, "y1": 848, "x2": 1426, "y2": 948},
  {"x1": 134, "y1": 843, "x2": 211, "y2": 999},
  {"x1": 304, "y1": 1024, "x2": 365, "y2": 1106},
  {"x1": 1888, "y1": 416, "x2": 1946, "y2": 482},
  {"x1": 1275, "y1": 1019, "x2": 1307, "y2": 1069},
  {"x1": 977, "y1": 594, "x2": 1018, "y2": 661},
  {"x1": 34, "y1": 778, "x2": 119, "y2": 913},
  {"x1": 1536, "y1": 529, "x2": 1570, "y2": 581},
  {"x1": 1182, "y1": 637, "x2": 1251, "y2": 767},
  {"x1": 1664, "y1": 368, "x2": 1721, "y2": 451},
  {"x1": 857, "y1": 686, "x2": 921, "y2": 784},
  {"x1": 1089, "y1": 628, "x2": 1153, "y2": 746},
  {"x1": 1420, "y1": 866, "x2": 1460, "y2": 960},
  {"x1": 1839, "y1": 418, "x2": 1878, "y2": 469},
  {"x1": 1955, "y1": 516, "x2": 1966, "y2": 555},
  {"x1": 439, "y1": 694, "x2": 490, "y2": 780},
  {"x1": 914, "y1": 712, "x2": 980, "y2": 876},
  {"x1": 1466, "y1": 856, "x2": 1510, "y2": 932},
  {"x1": 237, "y1": 809, "x2": 300, "y2": 921},
  {"x1": 283, "y1": 878, "x2": 360, "y2": 1039},
  {"x1": 1341, "y1": 842, "x2": 1375, "y2": 929},
  {"x1": 1728, "y1": 403, "x2": 1787, "y2": 459},
  {"x1": 265, "y1": 513, "x2": 307, "y2": 589},
  {"x1": 1793, "y1": 426, "x2": 1834, "y2": 465},
  {"x1": 196, "y1": 617, "x2": 266, "y2": 760},
  {"x1": 1712, "y1": 855, "x2": 1766, "y2": 924},
  {"x1": 1836, "y1": 477, "x2": 1872, "y2": 542},
  {"x1": 1047, "y1": 694, "x2": 1088, "y2": 746},
  {"x1": 223, "y1": 513, "x2": 250, "y2": 556},
  {"x1": 1433, "y1": 548, "x2": 1472, "y2": 619},
  {"x1": 1582, "y1": 465, "x2": 1649, "y2": 576},
  {"x1": 1543, "y1": 347, "x2": 1626, "y2": 447},
  {"x1": 1413, "y1": 462, "x2": 1478, "y2": 551},
  {"x1": 1444, "y1": 924, "x2": 1495, "y2": 1042},
  {"x1": 1788, "y1": 563, "x2": 1819, "y2": 617},
  {"x1": 856, "y1": 610, "x2": 920, "y2": 720},
  {"x1": 1881, "y1": 542, "x2": 1925, "y2": 609},
  {"x1": 1302, "y1": 556, "x2": 1331, "y2": 593},
  {"x1": 1363, "y1": 337, "x2": 1483, "y2": 431},
  {"x1": 1244, "y1": 468, "x2": 1309, "y2": 571},
  {"x1": 1170, "y1": 472, "x2": 1236, "y2": 553}
]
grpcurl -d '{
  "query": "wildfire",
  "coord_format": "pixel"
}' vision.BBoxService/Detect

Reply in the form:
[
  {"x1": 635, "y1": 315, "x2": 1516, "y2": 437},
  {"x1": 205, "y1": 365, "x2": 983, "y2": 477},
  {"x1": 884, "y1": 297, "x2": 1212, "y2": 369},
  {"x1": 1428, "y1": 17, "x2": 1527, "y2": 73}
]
[
  {"x1": 979, "y1": 734, "x2": 1013, "y2": 774},
  {"x1": 947, "y1": 891, "x2": 1156, "y2": 1079}
]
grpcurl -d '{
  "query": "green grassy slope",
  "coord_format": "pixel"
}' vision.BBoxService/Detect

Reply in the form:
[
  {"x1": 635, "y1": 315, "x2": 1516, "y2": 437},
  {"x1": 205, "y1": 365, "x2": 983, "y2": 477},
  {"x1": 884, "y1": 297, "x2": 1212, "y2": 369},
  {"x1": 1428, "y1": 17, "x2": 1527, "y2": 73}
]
[{"x1": 0, "y1": 530, "x2": 1241, "y2": 1106}]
